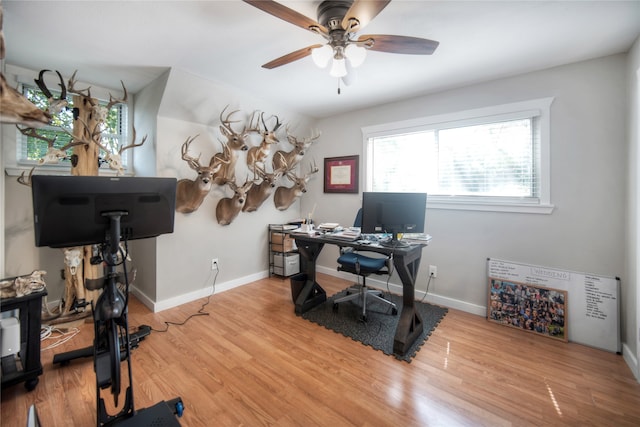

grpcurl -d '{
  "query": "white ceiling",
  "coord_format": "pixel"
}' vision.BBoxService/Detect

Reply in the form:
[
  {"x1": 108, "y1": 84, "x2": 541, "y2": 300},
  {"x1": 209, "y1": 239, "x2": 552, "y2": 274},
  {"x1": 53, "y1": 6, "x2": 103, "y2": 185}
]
[{"x1": 3, "y1": 1, "x2": 639, "y2": 119}]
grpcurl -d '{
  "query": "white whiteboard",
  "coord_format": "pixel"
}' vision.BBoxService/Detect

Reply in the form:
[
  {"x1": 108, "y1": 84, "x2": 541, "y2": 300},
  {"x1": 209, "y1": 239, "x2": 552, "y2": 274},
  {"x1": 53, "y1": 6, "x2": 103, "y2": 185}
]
[{"x1": 487, "y1": 258, "x2": 620, "y2": 353}]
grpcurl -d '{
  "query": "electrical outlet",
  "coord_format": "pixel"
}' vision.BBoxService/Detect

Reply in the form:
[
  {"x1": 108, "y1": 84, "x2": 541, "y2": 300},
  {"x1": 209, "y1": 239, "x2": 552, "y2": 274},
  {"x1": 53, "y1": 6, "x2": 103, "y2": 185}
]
[
  {"x1": 429, "y1": 265, "x2": 437, "y2": 278},
  {"x1": 211, "y1": 258, "x2": 219, "y2": 271}
]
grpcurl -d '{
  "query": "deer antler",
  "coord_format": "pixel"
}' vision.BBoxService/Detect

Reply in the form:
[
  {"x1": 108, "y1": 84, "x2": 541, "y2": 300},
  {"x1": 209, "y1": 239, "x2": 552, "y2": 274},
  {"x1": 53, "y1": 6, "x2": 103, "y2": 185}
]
[
  {"x1": 67, "y1": 70, "x2": 92, "y2": 98},
  {"x1": 17, "y1": 125, "x2": 85, "y2": 164},
  {"x1": 34, "y1": 69, "x2": 68, "y2": 115},
  {"x1": 181, "y1": 135, "x2": 202, "y2": 170},
  {"x1": 17, "y1": 167, "x2": 35, "y2": 187},
  {"x1": 105, "y1": 81, "x2": 128, "y2": 111},
  {"x1": 92, "y1": 126, "x2": 146, "y2": 174},
  {"x1": 119, "y1": 127, "x2": 146, "y2": 154},
  {"x1": 306, "y1": 159, "x2": 320, "y2": 178},
  {"x1": 219, "y1": 105, "x2": 242, "y2": 135}
]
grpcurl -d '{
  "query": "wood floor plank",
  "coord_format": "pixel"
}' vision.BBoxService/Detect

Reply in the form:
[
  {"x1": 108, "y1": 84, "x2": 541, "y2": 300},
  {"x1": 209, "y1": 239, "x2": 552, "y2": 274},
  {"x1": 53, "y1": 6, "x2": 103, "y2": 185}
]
[{"x1": 2, "y1": 273, "x2": 639, "y2": 426}]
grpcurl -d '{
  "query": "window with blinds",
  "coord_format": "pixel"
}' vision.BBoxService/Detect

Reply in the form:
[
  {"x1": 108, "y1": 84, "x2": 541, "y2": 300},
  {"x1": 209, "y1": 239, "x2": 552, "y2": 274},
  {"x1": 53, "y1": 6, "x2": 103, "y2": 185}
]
[
  {"x1": 18, "y1": 83, "x2": 129, "y2": 172},
  {"x1": 363, "y1": 98, "x2": 554, "y2": 213}
]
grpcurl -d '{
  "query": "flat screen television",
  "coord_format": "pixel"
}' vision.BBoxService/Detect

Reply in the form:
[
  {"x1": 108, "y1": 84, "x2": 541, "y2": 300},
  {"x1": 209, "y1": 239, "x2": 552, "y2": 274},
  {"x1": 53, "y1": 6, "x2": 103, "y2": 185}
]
[
  {"x1": 361, "y1": 192, "x2": 427, "y2": 247},
  {"x1": 31, "y1": 175, "x2": 177, "y2": 248}
]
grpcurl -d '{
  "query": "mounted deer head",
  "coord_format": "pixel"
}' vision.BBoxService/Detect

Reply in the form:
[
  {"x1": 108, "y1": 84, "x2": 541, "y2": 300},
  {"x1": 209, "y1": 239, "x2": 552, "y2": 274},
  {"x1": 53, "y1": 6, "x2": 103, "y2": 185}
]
[
  {"x1": 219, "y1": 105, "x2": 254, "y2": 152},
  {"x1": 216, "y1": 178, "x2": 254, "y2": 225},
  {"x1": 246, "y1": 112, "x2": 282, "y2": 171},
  {"x1": 176, "y1": 135, "x2": 230, "y2": 214},
  {"x1": 274, "y1": 161, "x2": 319, "y2": 211},
  {"x1": 213, "y1": 107, "x2": 256, "y2": 184},
  {"x1": 272, "y1": 127, "x2": 320, "y2": 172},
  {"x1": 211, "y1": 140, "x2": 235, "y2": 186},
  {"x1": 242, "y1": 160, "x2": 286, "y2": 213}
]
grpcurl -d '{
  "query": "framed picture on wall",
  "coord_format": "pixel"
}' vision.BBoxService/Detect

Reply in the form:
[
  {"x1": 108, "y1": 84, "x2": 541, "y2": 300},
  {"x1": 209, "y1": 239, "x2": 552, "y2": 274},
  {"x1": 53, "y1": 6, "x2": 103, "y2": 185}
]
[
  {"x1": 488, "y1": 278, "x2": 568, "y2": 342},
  {"x1": 324, "y1": 155, "x2": 359, "y2": 193}
]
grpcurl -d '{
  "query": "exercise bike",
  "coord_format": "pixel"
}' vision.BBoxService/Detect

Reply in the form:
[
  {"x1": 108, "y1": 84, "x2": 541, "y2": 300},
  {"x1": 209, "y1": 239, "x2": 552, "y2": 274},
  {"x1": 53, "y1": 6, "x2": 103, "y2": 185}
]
[
  {"x1": 31, "y1": 175, "x2": 183, "y2": 426},
  {"x1": 90, "y1": 212, "x2": 183, "y2": 427}
]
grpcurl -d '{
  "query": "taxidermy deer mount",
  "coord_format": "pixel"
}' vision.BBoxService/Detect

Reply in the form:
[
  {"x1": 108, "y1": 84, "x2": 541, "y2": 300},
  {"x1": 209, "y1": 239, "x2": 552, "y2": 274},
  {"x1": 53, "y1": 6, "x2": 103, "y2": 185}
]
[
  {"x1": 176, "y1": 135, "x2": 230, "y2": 213},
  {"x1": 216, "y1": 178, "x2": 255, "y2": 225},
  {"x1": 272, "y1": 127, "x2": 321, "y2": 172},
  {"x1": 274, "y1": 161, "x2": 319, "y2": 211},
  {"x1": 174, "y1": 106, "x2": 320, "y2": 223}
]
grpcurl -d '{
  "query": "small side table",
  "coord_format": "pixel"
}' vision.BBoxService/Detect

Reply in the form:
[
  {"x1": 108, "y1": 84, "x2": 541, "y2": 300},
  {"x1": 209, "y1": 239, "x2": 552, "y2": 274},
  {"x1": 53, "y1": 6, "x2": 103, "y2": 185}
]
[{"x1": 1, "y1": 288, "x2": 47, "y2": 391}]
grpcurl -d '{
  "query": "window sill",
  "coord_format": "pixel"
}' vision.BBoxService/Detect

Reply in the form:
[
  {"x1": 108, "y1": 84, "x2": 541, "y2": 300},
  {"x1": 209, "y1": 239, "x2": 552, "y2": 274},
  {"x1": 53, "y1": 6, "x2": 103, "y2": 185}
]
[
  {"x1": 5, "y1": 165, "x2": 133, "y2": 178},
  {"x1": 428, "y1": 199, "x2": 555, "y2": 214}
]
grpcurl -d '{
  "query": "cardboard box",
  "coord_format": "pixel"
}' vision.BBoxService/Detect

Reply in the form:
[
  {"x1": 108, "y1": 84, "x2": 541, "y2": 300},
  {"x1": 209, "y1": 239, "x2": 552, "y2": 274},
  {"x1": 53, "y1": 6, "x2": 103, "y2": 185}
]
[
  {"x1": 273, "y1": 253, "x2": 300, "y2": 276},
  {"x1": 271, "y1": 232, "x2": 295, "y2": 252}
]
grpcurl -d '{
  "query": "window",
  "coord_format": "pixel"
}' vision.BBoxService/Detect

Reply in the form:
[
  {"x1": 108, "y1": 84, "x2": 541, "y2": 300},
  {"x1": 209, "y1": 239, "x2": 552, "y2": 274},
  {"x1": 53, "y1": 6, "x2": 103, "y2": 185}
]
[
  {"x1": 18, "y1": 82, "x2": 129, "y2": 172},
  {"x1": 363, "y1": 98, "x2": 554, "y2": 213}
]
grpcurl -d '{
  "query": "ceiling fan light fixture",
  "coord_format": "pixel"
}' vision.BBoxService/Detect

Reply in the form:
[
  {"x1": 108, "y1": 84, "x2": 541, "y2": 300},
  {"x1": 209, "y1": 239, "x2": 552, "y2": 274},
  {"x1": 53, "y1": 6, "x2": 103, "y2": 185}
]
[
  {"x1": 345, "y1": 43, "x2": 367, "y2": 68},
  {"x1": 329, "y1": 57, "x2": 347, "y2": 78},
  {"x1": 311, "y1": 44, "x2": 333, "y2": 68}
]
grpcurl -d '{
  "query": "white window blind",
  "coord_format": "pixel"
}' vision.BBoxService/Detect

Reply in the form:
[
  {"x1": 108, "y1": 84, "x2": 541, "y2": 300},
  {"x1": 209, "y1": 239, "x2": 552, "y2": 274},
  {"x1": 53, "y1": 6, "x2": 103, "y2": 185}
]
[
  {"x1": 18, "y1": 82, "x2": 130, "y2": 172},
  {"x1": 363, "y1": 99, "x2": 554, "y2": 213}
]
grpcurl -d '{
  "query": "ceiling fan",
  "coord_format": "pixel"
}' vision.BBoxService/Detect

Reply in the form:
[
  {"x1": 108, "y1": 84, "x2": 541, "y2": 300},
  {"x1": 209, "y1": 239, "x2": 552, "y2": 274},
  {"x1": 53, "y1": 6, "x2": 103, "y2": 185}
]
[{"x1": 242, "y1": 0, "x2": 439, "y2": 86}]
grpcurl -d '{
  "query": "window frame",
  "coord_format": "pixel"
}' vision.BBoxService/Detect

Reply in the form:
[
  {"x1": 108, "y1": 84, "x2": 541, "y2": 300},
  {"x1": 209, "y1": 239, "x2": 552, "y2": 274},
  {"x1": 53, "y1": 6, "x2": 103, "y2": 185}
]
[
  {"x1": 362, "y1": 98, "x2": 555, "y2": 214},
  {"x1": 5, "y1": 69, "x2": 133, "y2": 177}
]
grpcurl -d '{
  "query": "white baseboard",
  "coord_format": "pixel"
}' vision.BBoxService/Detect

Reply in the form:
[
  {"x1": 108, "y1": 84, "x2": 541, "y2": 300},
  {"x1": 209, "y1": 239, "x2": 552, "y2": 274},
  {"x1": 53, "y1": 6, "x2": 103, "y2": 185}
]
[
  {"x1": 316, "y1": 265, "x2": 486, "y2": 316},
  {"x1": 131, "y1": 270, "x2": 269, "y2": 313}
]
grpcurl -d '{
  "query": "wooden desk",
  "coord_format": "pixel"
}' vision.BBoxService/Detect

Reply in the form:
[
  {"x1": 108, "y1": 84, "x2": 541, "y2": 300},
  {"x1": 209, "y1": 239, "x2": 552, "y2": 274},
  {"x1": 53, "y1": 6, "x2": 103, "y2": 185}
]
[{"x1": 291, "y1": 233, "x2": 427, "y2": 356}]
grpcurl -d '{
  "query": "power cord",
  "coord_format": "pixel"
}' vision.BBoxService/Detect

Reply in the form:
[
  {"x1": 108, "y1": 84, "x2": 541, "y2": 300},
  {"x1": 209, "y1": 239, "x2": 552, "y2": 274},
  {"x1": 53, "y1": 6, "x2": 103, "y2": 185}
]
[
  {"x1": 149, "y1": 266, "x2": 218, "y2": 333},
  {"x1": 420, "y1": 271, "x2": 435, "y2": 303},
  {"x1": 40, "y1": 325, "x2": 81, "y2": 350}
]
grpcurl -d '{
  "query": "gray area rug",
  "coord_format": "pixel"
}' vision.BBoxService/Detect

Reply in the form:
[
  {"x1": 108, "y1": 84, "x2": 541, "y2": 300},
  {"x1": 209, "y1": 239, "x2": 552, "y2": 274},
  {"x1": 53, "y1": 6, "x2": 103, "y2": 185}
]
[{"x1": 301, "y1": 287, "x2": 448, "y2": 362}]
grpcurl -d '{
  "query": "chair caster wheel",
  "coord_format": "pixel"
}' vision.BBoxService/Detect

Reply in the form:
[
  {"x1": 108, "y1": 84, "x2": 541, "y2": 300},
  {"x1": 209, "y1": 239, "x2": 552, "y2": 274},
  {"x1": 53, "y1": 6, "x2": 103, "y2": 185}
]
[
  {"x1": 392, "y1": 307, "x2": 398, "y2": 315},
  {"x1": 332, "y1": 303, "x2": 339, "y2": 312}
]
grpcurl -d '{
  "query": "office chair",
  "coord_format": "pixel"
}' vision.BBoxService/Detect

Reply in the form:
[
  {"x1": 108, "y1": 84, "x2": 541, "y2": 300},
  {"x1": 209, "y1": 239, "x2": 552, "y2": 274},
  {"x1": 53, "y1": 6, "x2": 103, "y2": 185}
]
[{"x1": 333, "y1": 209, "x2": 398, "y2": 322}]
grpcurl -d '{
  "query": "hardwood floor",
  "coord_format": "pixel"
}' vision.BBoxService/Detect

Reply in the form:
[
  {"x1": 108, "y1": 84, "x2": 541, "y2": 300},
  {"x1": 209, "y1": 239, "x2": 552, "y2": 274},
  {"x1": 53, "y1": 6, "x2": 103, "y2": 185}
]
[{"x1": 2, "y1": 273, "x2": 640, "y2": 426}]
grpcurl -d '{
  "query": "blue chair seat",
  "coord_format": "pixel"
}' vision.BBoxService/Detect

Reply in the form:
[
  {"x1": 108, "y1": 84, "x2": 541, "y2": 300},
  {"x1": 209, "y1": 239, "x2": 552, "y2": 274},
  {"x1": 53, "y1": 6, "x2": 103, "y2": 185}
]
[{"x1": 337, "y1": 252, "x2": 387, "y2": 275}]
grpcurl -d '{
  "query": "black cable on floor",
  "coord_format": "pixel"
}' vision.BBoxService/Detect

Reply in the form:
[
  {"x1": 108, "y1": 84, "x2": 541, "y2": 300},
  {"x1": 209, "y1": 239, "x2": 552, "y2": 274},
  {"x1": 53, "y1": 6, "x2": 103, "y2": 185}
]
[{"x1": 147, "y1": 268, "x2": 218, "y2": 334}]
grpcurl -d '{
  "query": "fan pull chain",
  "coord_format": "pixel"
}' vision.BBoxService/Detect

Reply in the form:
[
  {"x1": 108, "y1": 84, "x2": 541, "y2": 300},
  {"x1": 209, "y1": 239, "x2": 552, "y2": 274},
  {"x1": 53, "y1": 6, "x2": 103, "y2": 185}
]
[{"x1": 337, "y1": 78, "x2": 341, "y2": 95}]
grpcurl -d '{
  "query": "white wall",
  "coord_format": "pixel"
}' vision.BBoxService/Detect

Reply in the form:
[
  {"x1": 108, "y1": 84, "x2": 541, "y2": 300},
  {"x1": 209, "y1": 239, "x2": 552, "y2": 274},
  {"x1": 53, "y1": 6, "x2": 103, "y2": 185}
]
[
  {"x1": 131, "y1": 68, "x2": 319, "y2": 310},
  {"x1": 626, "y1": 37, "x2": 640, "y2": 379},
  {"x1": 305, "y1": 54, "x2": 630, "y2": 336}
]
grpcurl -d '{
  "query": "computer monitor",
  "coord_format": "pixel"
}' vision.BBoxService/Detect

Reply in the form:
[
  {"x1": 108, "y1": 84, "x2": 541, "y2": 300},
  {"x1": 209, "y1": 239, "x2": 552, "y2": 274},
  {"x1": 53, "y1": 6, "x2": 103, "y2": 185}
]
[
  {"x1": 361, "y1": 192, "x2": 427, "y2": 247},
  {"x1": 31, "y1": 175, "x2": 177, "y2": 248}
]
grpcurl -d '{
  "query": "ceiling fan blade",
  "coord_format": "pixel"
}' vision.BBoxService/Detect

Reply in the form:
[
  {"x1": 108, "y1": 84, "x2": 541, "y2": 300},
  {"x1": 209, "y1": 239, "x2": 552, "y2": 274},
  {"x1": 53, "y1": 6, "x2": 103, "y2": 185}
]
[
  {"x1": 262, "y1": 44, "x2": 323, "y2": 69},
  {"x1": 243, "y1": 0, "x2": 327, "y2": 35},
  {"x1": 359, "y1": 34, "x2": 439, "y2": 55},
  {"x1": 342, "y1": 0, "x2": 391, "y2": 32}
]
